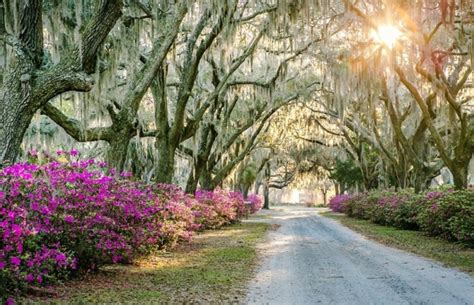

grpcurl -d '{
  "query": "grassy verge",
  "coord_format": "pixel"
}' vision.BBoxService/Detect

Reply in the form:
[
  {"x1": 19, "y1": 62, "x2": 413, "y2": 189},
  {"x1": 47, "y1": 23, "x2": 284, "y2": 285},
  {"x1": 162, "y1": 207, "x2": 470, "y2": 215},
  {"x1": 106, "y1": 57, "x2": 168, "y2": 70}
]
[
  {"x1": 22, "y1": 221, "x2": 270, "y2": 304},
  {"x1": 322, "y1": 212, "x2": 474, "y2": 275}
]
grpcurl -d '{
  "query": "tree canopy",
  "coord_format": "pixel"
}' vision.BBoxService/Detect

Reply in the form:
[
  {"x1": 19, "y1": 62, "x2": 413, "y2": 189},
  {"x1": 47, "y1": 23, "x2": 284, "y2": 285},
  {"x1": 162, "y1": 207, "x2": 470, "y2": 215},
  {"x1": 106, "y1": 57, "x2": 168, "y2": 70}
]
[{"x1": 0, "y1": 0, "x2": 472, "y2": 200}]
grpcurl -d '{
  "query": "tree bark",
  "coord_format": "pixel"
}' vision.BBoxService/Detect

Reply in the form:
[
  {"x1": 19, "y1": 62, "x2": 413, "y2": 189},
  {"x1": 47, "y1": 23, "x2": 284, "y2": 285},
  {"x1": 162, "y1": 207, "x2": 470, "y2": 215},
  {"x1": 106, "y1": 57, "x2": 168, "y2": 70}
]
[
  {"x1": 0, "y1": 0, "x2": 122, "y2": 166},
  {"x1": 451, "y1": 160, "x2": 469, "y2": 189},
  {"x1": 106, "y1": 132, "x2": 134, "y2": 172},
  {"x1": 185, "y1": 123, "x2": 217, "y2": 193},
  {"x1": 199, "y1": 169, "x2": 214, "y2": 191},
  {"x1": 263, "y1": 182, "x2": 270, "y2": 209},
  {"x1": 262, "y1": 162, "x2": 270, "y2": 209},
  {"x1": 155, "y1": 134, "x2": 175, "y2": 184},
  {"x1": 322, "y1": 189, "x2": 328, "y2": 205}
]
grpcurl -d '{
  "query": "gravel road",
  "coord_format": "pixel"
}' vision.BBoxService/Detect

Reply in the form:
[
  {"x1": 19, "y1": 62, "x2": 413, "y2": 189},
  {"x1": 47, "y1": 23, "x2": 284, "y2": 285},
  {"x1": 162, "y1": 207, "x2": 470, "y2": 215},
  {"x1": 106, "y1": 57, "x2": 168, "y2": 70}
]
[{"x1": 245, "y1": 206, "x2": 474, "y2": 305}]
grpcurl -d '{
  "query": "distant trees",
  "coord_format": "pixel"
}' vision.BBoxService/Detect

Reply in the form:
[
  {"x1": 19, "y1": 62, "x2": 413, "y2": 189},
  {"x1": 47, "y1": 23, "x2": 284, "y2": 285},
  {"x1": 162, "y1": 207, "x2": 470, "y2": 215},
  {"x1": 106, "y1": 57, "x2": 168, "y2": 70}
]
[
  {"x1": 339, "y1": 0, "x2": 473, "y2": 189},
  {"x1": 285, "y1": 0, "x2": 473, "y2": 191}
]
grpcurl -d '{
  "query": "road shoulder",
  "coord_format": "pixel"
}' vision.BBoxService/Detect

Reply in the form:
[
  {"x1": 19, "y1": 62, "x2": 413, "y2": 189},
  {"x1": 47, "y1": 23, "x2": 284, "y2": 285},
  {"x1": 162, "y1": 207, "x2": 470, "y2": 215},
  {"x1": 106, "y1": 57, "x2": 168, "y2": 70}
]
[{"x1": 321, "y1": 211, "x2": 474, "y2": 275}]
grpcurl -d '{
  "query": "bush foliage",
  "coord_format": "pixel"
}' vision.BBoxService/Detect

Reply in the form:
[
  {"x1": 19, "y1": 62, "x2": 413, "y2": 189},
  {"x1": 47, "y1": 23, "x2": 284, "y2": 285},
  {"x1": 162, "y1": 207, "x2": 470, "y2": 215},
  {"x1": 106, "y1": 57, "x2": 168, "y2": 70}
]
[
  {"x1": 329, "y1": 189, "x2": 474, "y2": 246},
  {"x1": 0, "y1": 151, "x2": 262, "y2": 300}
]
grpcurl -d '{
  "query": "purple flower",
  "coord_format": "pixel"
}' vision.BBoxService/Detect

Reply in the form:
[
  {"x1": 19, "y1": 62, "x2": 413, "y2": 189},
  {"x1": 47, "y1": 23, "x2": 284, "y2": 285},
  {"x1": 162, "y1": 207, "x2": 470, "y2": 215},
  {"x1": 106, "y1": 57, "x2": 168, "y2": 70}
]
[
  {"x1": 329, "y1": 194, "x2": 352, "y2": 212},
  {"x1": 0, "y1": 155, "x2": 253, "y2": 293},
  {"x1": 10, "y1": 256, "x2": 21, "y2": 266},
  {"x1": 56, "y1": 253, "x2": 67, "y2": 262},
  {"x1": 25, "y1": 274, "x2": 34, "y2": 282},
  {"x1": 12, "y1": 224, "x2": 22, "y2": 237},
  {"x1": 63, "y1": 215, "x2": 75, "y2": 224},
  {"x1": 28, "y1": 149, "x2": 38, "y2": 158},
  {"x1": 70, "y1": 149, "x2": 79, "y2": 156}
]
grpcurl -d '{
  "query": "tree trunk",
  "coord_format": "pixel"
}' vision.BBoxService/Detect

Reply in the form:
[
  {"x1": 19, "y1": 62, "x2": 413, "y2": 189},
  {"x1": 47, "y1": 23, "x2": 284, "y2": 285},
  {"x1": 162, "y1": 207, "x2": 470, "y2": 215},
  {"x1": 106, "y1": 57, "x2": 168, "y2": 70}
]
[
  {"x1": 413, "y1": 174, "x2": 428, "y2": 193},
  {"x1": 413, "y1": 165, "x2": 439, "y2": 193},
  {"x1": 185, "y1": 124, "x2": 217, "y2": 193},
  {"x1": 106, "y1": 135, "x2": 131, "y2": 173},
  {"x1": 185, "y1": 158, "x2": 206, "y2": 193},
  {"x1": 155, "y1": 135, "x2": 175, "y2": 184},
  {"x1": 262, "y1": 182, "x2": 270, "y2": 209},
  {"x1": 242, "y1": 185, "x2": 250, "y2": 199},
  {"x1": 154, "y1": 64, "x2": 175, "y2": 184},
  {"x1": 254, "y1": 181, "x2": 262, "y2": 194},
  {"x1": 340, "y1": 182, "x2": 346, "y2": 194},
  {"x1": 451, "y1": 163, "x2": 468, "y2": 189},
  {"x1": 199, "y1": 169, "x2": 214, "y2": 190},
  {"x1": 185, "y1": 170, "x2": 198, "y2": 194},
  {"x1": 0, "y1": 34, "x2": 38, "y2": 165},
  {"x1": 0, "y1": 95, "x2": 36, "y2": 165}
]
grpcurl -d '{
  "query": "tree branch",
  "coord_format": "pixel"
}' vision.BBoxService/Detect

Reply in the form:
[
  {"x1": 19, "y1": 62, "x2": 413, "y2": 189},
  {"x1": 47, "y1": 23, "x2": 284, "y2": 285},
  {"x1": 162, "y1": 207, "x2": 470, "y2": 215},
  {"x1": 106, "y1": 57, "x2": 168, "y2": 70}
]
[
  {"x1": 18, "y1": 0, "x2": 43, "y2": 66},
  {"x1": 42, "y1": 103, "x2": 113, "y2": 142},
  {"x1": 77, "y1": 0, "x2": 123, "y2": 73},
  {"x1": 236, "y1": 5, "x2": 277, "y2": 22}
]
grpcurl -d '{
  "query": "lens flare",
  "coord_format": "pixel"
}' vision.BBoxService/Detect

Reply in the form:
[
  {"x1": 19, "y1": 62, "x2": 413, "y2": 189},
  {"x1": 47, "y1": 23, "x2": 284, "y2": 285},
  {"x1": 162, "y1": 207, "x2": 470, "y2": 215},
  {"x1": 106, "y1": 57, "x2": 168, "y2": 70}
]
[{"x1": 371, "y1": 24, "x2": 401, "y2": 48}]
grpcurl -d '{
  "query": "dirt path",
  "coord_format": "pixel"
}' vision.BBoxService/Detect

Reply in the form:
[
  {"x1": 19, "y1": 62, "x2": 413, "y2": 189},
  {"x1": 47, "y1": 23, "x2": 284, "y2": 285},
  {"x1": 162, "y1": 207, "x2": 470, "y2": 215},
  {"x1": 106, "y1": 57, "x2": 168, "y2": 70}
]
[{"x1": 245, "y1": 206, "x2": 474, "y2": 305}]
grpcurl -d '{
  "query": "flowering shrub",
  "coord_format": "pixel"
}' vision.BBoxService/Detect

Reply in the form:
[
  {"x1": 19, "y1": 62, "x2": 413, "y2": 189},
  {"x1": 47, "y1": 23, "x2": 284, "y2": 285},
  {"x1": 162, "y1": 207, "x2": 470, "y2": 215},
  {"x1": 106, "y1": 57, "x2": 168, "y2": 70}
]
[
  {"x1": 247, "y1": 194, "x2": 263, "y2": 213},
  {"x1": 417, "y1": 191, "x2": 474, "y2": 243},
  {"x1": 0, "y1": 151, "x2": 259, "y2": 300},
  {"x1": 328, "y1": 194, "x2": 352, "y2": 212},
  {"x1": 194, "y1": 189, "x2": 244, "y2": 229},
  {"x1": 390, "y1": 194, "x2": 424, "y2": 230},
  {"x1": 0, "y1": 158, "x2": 168, "y2": 296},
  {"x1": 329, "y1": 189, "x2": 473, "y2": 246}
]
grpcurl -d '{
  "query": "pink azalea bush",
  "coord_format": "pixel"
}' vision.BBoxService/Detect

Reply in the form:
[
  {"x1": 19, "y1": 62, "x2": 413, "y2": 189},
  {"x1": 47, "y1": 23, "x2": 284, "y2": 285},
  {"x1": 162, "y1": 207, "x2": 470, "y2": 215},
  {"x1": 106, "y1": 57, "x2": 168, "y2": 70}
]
[
  {"x1": 247, "y1": 194, "x2": 263, "y2": 213},
  {"x1": 194, "y1": 189, "x2": 246, "y2": 229},
  {"x1": 328, "y1": 194, "x2": 352, "y2": 212},
  {"x1": 0, "y1": 151, "x2": 260, "y2": 300},
  {"x1": 329, "y1": 189, "x2": 473, "y2": 246}
]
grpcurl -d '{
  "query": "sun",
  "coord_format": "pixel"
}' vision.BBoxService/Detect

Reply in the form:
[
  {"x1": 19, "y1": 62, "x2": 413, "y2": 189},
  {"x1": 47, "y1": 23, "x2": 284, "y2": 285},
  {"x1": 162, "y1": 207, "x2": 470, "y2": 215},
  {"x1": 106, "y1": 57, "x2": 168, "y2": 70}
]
[{"x1": 371, "y1": 24, "x2": 401, "y2": 49}]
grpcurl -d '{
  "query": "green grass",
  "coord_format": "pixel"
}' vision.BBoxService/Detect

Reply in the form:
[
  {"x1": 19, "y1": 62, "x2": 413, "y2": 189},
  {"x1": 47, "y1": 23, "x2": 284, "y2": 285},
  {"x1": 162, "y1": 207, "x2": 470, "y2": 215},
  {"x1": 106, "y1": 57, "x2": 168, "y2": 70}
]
[
  {"x1": 248, "y1": 213, "x2": 273, "y2": 219},
  {"x1": 322, "y1": 212, "x2": 474, "y2": 275},
  {"x1": 22, "y1": 222, "x2": 269, "y2": 304},
  {"x1": 312, "y1": 203, "x2": 328, "y2": 208}
]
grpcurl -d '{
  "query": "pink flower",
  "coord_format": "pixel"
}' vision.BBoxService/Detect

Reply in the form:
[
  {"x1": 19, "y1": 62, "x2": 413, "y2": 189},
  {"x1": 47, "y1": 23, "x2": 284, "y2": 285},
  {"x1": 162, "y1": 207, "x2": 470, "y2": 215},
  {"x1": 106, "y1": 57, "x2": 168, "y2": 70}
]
[
  {"x1": 12, "y1": 224, "x2": 22, "y2": 237},
  {"x1": 56, "y1": 253, "x2": 67, "y2": 262},
  {"x1": 6, "y1": 298, "x2": 14, "y2": 305},
  {"x1": 70, "y1": 149, "x2": 79, "y2": 156},
  {"x1": 10, "y1": 256, "x2": 21, "y2": 266},
  {"x1": 28, "y1": 149, "x2": 38, "y2": 158},
  {"x1": 64, "y1": 215, "x2": 75, "y2": 224},
  {"x1": 25, "y1": 274, "x2": 34, "y2": 282},
  {"x1": 0, "y1": 156, "x2": 251, "y2": 294}
]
